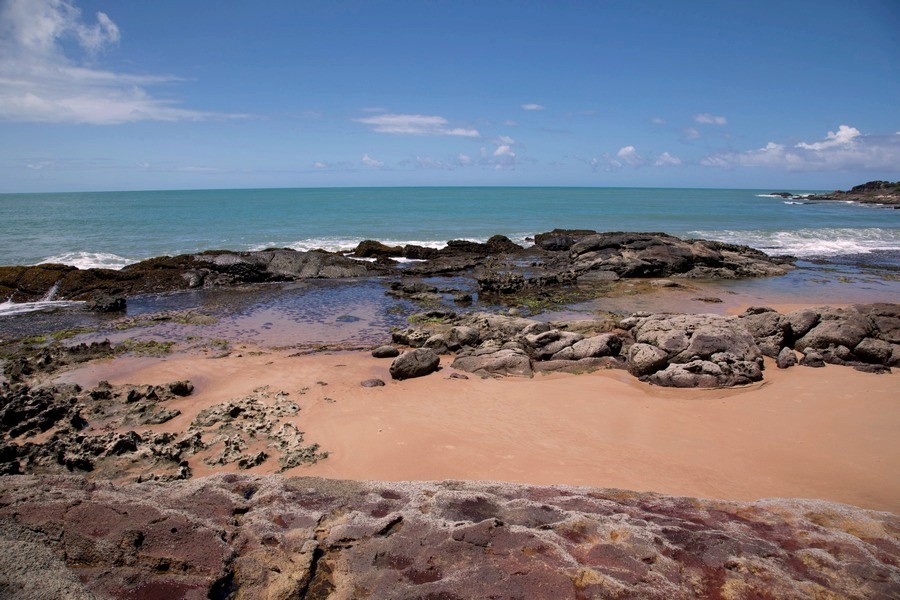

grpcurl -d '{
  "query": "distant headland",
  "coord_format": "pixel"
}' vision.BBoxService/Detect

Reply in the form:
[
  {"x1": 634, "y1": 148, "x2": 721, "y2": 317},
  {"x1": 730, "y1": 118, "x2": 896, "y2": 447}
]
[{"x1": 770, "y1": 180, "x2": 900, "y2": 206}]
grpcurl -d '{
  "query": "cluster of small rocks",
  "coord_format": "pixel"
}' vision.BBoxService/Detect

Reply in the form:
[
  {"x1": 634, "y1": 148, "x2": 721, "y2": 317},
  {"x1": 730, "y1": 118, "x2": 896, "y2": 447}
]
[
  {"x1": 378, "y1": 303, "x2": 898, "y2": 387},
  {"x1": 189, "y1": 386, "x2": 327, "y2": 471}
]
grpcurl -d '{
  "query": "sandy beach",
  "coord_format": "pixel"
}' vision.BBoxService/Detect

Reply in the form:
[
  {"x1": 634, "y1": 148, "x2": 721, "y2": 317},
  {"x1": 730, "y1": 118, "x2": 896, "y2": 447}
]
[{"x1": 59, "y1": 345, "x2": 900, "y2": 512}]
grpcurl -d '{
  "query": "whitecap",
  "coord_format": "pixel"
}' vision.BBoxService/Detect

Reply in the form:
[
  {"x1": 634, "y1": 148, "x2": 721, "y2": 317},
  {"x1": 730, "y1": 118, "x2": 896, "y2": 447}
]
[
  {"x1": 688, "y1": 228, "x2": 900, "y2": 258},
  {"x1": 38, "y1": 252, "x2": 135, "y2": 270}
]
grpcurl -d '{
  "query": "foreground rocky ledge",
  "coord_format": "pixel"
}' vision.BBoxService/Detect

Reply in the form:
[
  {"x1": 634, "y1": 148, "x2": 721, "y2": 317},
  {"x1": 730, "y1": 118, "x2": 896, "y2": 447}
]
[{"x1": 0, "y1": 474, "x2": 897, "y2": 599}]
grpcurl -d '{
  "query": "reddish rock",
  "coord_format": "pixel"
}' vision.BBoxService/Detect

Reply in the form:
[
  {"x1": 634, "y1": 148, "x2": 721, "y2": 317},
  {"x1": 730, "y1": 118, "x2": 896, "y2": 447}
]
[{"x1": 0, "y1": 475, "x2": 897, "y2": 599}]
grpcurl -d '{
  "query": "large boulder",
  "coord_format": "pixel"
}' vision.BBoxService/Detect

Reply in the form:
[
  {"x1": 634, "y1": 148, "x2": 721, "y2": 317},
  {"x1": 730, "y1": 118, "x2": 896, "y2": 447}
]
[
  {"x1": 795, "y1": 317, "x2": 871, "y2": 352},
  {"x1": 389, "y1": 349, "x2": 440, "y2": 380},
  {"x1": 523, "y1": 330, "x2": 584, "y2": 360},
  {"x1": 627, "y1": 314, "x2": 763, "y2": 387},
  {"x1": 353, "y1": 240, "x2": 404, "y2": 258},
  {"x1": 738, "y1": 307, "x2": 789, "y2": 357}
]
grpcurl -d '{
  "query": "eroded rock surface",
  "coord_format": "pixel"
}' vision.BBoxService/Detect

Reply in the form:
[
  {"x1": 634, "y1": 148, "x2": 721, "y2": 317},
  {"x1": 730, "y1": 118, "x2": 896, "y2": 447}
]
[{"x1": 0, "y1": 475, "x2": 897, "y2": 599}]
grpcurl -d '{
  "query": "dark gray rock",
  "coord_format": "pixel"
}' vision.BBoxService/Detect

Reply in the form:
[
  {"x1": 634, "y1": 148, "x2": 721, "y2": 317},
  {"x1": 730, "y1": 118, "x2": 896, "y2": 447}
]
[
  {"x1": 799, "y1": 349, "x2": 826, "y2": 368},
  {"x1": 371, "y1": 345, "x2": 400, "y2": 358},
  {"x1": 854, "y1": 338, "x2": 893, "y2": 365},
  {"x1": 360, "y1": 379, "x2": 386, "y2": 388},
  {"x1": 795, "y1": 316, "x2": 871, "y2": 352},
  {"x1": 86, "y1": 293, "x2": 126, "y2": 313},
  {"x1": 776, "y1": 347, "x2": 797, "y2": 369},
  {"x1": 389, "y1": 349, "x2": 440, "y2": 380},
  {"x1": 550, "y1": 333, "x2": 622, "y2": 361}
]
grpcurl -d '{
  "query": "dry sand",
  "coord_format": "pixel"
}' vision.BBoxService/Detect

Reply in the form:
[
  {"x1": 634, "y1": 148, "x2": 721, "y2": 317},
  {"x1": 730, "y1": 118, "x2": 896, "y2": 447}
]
[{"x1": 60, "y1": 348, "x2": 900, "y2": 513}]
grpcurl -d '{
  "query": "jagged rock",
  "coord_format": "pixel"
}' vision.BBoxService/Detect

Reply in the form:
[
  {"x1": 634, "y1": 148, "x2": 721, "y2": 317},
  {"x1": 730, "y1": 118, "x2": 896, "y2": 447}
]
[
  {"x1": 1, "y1": 475, "x2": 897, "y2": 599},
  {"x1": 532, "y1": 357, "x2": 622, "y2": 374},
  {"x1": 371, "y1": 345, "x2": 400, "y2": 358},
  {"x1": 451, "y1": 348, "x2": 533, "y2": 378},
  {"x1": 389, "y1": 349, "x2": 440, "y2": 380},
  {"x1": 776, "y1": 347, "x2": 798, "y2": 369}
]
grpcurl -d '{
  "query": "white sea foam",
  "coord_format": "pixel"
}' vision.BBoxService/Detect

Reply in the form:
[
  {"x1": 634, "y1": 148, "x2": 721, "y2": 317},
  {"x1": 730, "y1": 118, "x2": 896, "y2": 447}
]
[
  {"x1": 0, "y1": 299, "x2": 85, "y2": 316},
  {"x1": 783, "y1": 201, "x2": 805, "y2": 205},
  {"x1": 38, "y1": 252, "x2": 135, "y2": 270},
  {"x1": 689, "y1": 228, "x2": 900, "y2": 258},
  {"x1": 251, "y1": 233, "x2": 535, "y2": 254}
]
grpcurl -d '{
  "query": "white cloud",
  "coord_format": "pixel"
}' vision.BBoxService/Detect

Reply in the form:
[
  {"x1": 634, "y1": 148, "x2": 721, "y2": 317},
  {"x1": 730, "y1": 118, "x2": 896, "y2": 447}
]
[
  {"x1": 136, "y1": 161, "x2": 150, "y2": 169},
  {"x1": 683, "y1": 127, "x2": 701, "y2": 140},
  {"x1": 493, "y1": 145, "x2": 515, "y2": 158},
  {"x1": 616, "y1": 145, "x2": 644, "y2": 166},
  {"x1": 651, "y1": 117, "x2": 666, "y2": 125},
  {"x1": 654, "y1": 152, "x2": 682, "y2": 166},
  {"x1": 701, "y1": 125, "x2": 900, "y2": 171},
  {"x1": 361, "y1": 153, "x2": 384, "y2": 167},
  {"x1": 795, "y1": 124, "x2": 860, "y2": 150},
  {"x1": 0, "y1": 0, "x2": 247, "y2": 124},
  {"x1": 497, "y1": 135, "x2": 515, "y2": 145},
  {"x1": 457, "y1": 153, "x2": 472, "y2": 166},
  {"x1": 503, "y1": 119, "x2": 518, "y2": 126},
  {"x1": 694, "y1": 113, "x2": 727, "y2": 125},
  {"x1": 313, "y1": 161, "x2": 328, "y2": 169},
  {"x1": 354, "y1": 113, "x2": 479, "y2": 137},
  {"x1": 521, "y1": 103, "x2": 545, "y2": 111}
]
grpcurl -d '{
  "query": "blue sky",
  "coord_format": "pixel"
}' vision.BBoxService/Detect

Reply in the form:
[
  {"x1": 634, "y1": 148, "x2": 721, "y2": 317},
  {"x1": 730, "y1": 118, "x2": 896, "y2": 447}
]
[{"x1": 0, "y1": 0, "x2": 898, "y2": 192}]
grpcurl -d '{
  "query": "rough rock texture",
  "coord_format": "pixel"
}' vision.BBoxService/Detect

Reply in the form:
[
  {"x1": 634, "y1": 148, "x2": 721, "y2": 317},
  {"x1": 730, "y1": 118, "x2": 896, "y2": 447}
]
[
  {"x1": 0, "y1": 382, "x2": 325, "y2": 479},
  {"x1": 389, "y1": 348, "x2": 441, "y2": 380},
  {"x1": 452, "y1": 346, "x2": 534, "y2": 378},
  {"x1": 371, "y1": 345, "x2": 400, "y2": 359},
  {"x1": 776, "y1": 346, "x2": 798, "y2": 369},
  {"x1": 567, "y1": 232, "x2": 793, "y2": 280},
  {"x1": 0, "y1": 475, "x2": 897, "y2": 599},
  {"x1": 624, "y1": 314, "x2": 764, "y2": 387},
  {"x1": 0, "y1": 248, "x2": 382, "y2": 303}
]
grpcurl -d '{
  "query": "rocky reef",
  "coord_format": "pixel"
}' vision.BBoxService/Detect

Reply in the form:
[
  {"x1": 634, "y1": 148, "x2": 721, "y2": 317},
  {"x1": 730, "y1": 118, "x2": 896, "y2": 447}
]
[
  {"x1": 387, "y1": 303, "x2": 899, "y2": 386},
  {"x1": 0, "y1": 474, "x2": 897, "y2": 599},
  {"x1": 0, "y1": 231, "x2": 795, "y2": 305}
]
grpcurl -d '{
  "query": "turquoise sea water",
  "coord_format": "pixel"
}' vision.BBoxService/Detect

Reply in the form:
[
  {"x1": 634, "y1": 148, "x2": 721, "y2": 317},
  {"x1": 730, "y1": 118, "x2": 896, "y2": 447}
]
[{"x1": 1, "y1": 187, "x2": 898, "y2": 269}]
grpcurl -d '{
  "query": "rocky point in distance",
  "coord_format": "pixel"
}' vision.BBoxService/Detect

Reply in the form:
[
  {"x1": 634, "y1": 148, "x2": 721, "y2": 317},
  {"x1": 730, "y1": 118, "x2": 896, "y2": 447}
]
[{"x1": 770, "y1": 180, "x2": 900, "y2": 206}]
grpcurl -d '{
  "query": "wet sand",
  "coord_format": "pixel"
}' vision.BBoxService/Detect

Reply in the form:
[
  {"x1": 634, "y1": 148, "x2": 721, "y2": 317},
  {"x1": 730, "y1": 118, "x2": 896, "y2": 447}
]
[{"x1": 61, "y1": 348, "x2": 900, "y2": 512}]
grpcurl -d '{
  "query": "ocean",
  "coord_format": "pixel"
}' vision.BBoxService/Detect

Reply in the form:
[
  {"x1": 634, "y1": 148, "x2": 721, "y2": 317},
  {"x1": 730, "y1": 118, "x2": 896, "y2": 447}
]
[{"x1": 1, "y1": 187, "x2": 898, "y2": 269}]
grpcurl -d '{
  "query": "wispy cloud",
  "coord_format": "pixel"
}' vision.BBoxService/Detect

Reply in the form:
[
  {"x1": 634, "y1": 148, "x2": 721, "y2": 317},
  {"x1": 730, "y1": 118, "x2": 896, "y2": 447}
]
[
  {"x1": 694, "y1": 113, "x2": 727, "y2": 125},
  {"x1": 354, "y1": 113, "x2": 479, "y2": 137},
  {"x1": 0, "y1": 0, "x2": 247, "y2": 124},
  {"x1": 361, "y1": 153, "x2": 384, "y2": 167},
  {"x1": 654, "y1": 152, "x2": 682, "y2": 166},
  {"x1": 521, "y1": 103, "x2": 545, "y2": 111},
  {"x1": 616, "y1": 145, "x2": 644, "y2": 166},
  {"x1": 701, "y1": 125, "x2": 900, "y2": 171},
  {"x1": 683, "y1": 127, "x2": 701, "y2": 140},
  {"x1": 651, "y1": 117, "x2": 667, "y2": 125}
]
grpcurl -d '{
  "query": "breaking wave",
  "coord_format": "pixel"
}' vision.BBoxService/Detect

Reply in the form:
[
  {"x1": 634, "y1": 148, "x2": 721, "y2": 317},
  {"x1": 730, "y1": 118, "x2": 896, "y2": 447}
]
[
  {"x1": 688, "y1": 228, "x2": 900, "y2": 258},
  {"x1": 38, "y1": 252, "x2": 136, "y2": 270}
]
